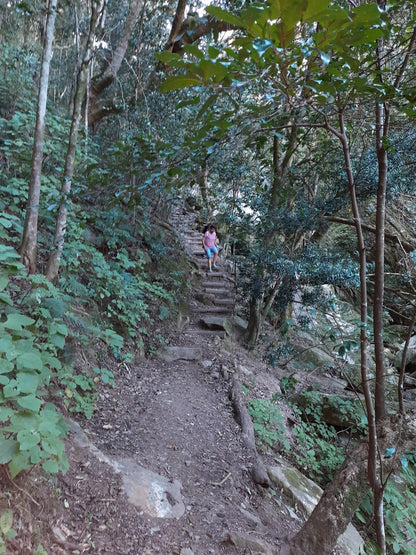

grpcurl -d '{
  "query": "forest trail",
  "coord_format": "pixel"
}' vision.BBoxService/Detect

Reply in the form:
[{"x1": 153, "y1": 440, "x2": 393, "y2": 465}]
[{"x1": 49, "y1": 206, "x2": 292, "y2": 555}]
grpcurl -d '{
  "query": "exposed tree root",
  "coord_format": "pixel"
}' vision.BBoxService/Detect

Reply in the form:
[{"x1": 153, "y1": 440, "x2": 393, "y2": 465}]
[{"x1": 229, "y1": 376, "x2": 271, "y2": 487}]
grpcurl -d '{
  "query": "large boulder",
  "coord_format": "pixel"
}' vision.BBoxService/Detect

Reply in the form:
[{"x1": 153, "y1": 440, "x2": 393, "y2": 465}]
[
  {"x1": 268, "y1": 459, "x2": 364, "y2": 555},
  {"x1": 292, "y1": 391, "x2": 366, "y2": 430}
]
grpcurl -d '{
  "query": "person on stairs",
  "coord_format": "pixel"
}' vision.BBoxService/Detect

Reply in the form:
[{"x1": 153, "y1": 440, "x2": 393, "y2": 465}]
[{"x1": 202, "y1": 224, "x2": 219, "y2": 273}]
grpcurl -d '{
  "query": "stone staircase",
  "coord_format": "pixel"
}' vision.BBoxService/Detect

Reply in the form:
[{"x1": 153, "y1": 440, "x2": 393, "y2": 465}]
[{"x1": 170, "y1": 206, "x2": 239, "y2": 342}]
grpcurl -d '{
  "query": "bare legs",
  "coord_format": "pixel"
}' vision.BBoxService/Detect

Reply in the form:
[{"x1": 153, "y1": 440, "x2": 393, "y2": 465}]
[{"x1": 207, "y1": 250, "x2": 219, "y2": 272}]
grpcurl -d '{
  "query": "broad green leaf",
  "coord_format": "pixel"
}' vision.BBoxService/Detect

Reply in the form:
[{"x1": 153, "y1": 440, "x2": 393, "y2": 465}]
[
  {"x1": 0, "y1": 291, "x2": 13, "y2": 305},
  {"x1": 303, "y1": 0, "x2": 331, "y2": 22},
  {"x1": 0, "y1": 245, "x2": 20, "y2": 262},
  {"x1": 0, "y1": 274, "x2": 9, "y2": 291},
  {"x1": 208, "y1": 46, "x2": 220, "y2": 59},
  {"x1": 42, "y1": 458, "x2": 59, "y2": 473},
  {"x1": 0, "y1": 216, "x2": 13, "y2": 229},
  {"x1": 16, "y1": 394, "x2": 42, "y2": 412},
  {"x1": 206, "y1": 6, "x2": 243, "y2": 27},
  {"x1": 40, "y1": 352, "x2": 61, "y2": 370},
  {"x1": 6, "y1": 411, "x2": 38, "y2": 432},
  {"x1": 0, "y1": 437, "x2": 19, "y2": 464},
  {"x1": 9, "y1": 451, "x2": 30, "y2": 477},
  {"x1": 17, "y1": 372, "x2": 40, "y2": 394},
  {"x1": 0, "y1": 358, "x2": 13, "y2": 373},
  {"x1": 0, "y1": 509, "x2": 13, "y2": 534},
  {"x1": 155, "y1": 50, "x2": 183, "y2": 64},
  {"x1": 3, "y1": 379, "x2": 18, "y2": 398},
  {"x1": 17, "y1": 429, "x2": 40, "y2": 450},
  {"x1": 4, "y1": 313, "x2": 35, "y2": 330},
  {"x1": 352, "y1": 2, "x2": 381, "y2": 24},
  {"x1": 384, "y1": 446, "x2": 396, "y2": 458},
  {"x1": 183, "y1": 44, "x2": 205, "y2": 59},
  {"x1": 160, "y1": 76, "x2": 202, "y2": 92},
  {"x1": 16, "y1": 351, "x2": 43, "y2": 371},
  {"x1": 54, "y1": 323, "x2": 68, "y2": 336},
  {"x1": 0, "y1": 406, "x2": 13, "y2": 422}
]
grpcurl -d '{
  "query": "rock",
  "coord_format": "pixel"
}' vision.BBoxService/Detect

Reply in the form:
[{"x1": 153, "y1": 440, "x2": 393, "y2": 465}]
[
  {"x1": 195, "y1": 292, "x2": 214, "y2": 304},
  {"x1": 199, "y1": 316, "x2": 228, "y2": 331},
  {"x1": 201, "y1": 360, "x2": 213, "y2": 369},
  {"x1": 292, "y1": 391, "x2": 366, "y2": 429},
  {"x1": 156, "y1": 346, "x2": 202, "y2": 362},
  {"x1": 238, "y1": 364, "x2": 253, "y2": 377},
  {"x1": 268, "y1": 462, "x2": 322, "y2": 517},
  {"x1": 394, "y1": 335, "x2": 416, "y2": 371},
  {"x1": 239, "y1": 508, "x2": 267, "y2": 532},
  {"x1": 116, "y1": 459, "x2": 185, "y2": 519},
  {"x1": 68, "y1": 419, "x2": 185, "y2": 519},
  {"x1": 268, "y1": 459, "x2": 364, "y2": 554},
  {"x1": 220, "y1": 365, "x2": 231, "y2": 379},
  {"x1": 180, "y1": 549, "x2": 195, "y2": 555},
  {"x1": 296, "y1": 343, "x2": 336, "y2": 369},
  {"x1": 225, "y1": 531, "x2": 274, "y2": 555},
  {"x1": 233, "y1": 315, "x2": 248, "y2": 331}
]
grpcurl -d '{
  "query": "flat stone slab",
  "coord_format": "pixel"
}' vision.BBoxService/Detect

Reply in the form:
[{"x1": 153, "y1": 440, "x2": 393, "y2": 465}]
[
  {"x1": 156, "y1": 346, "x2": 202, "y2": 362},
  {"x1": 191, "y1": 306, "x2": 231, "y2": 314},
  {"x1": 199, "y1": 316, "x2": 229, "y2": 331},
  {"x1": 68, "y1": 419, "x2": 185, "y2": 519},
  {"x1": 116, "y1": 459, "x2": 185, "y2": 519},
  {"x1": 201, "y1": 288, "x2": 231, "y2": 296}
]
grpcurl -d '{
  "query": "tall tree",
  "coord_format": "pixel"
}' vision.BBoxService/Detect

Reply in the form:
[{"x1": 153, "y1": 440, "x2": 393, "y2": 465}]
[
  {"x1": 20, "y1": 0, "x2": 58, "y2": 274},
  {"x1": 46, "y1": 0, "x2": 105, "y2": 281}
]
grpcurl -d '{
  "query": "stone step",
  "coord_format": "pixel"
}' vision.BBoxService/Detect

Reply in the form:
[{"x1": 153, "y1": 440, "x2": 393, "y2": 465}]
[
  {"x1": 183, "y1": 328, "x2": 226, "y2": 338},
  {"x1": 190, "y1": 306, "x2": 233, "y2": 315},
  {"x1": 200, "y1": 280, "x2": 231, "y2": 290},
  {"x1": 213, "y1": 299, "x2": 235, "y2": 307},
  {"x1": 200, "y1": 287, "x2": 232, "y2": 295}
]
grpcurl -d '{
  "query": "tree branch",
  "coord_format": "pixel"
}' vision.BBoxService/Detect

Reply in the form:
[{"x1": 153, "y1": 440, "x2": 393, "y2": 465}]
[{"x1": 325, "y1": 216, "x2": 415, "y2": 253}]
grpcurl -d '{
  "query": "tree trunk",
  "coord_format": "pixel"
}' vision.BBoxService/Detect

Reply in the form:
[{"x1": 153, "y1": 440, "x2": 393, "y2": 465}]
[
  {"x1": 46, "y1": 0, "x2": 104, "y2": 282},
  {"x1": 244, "y1": 126, "x2": 298, "y2": 348},
  {"x1": 244, "y1": 295, "x2": 264, "y2": 350},
  {"x1": 20, "y1": 0, "x2": 58, "y2": 274},
  {"x1": 164, "y1": 0, "x2": 188, "y2": 52},
  {"x1": 281, "y1": 412, "x2": 414, "y2": 555},
  {"x1": 280, "y1": 440, "x2": 369, "y2": 555},
  {"x1": 88, "y1": 0, "x2": 144, "y2": 126},
  {"x1": 197, "y1": 163, "x2": 212, "y2": 217}
]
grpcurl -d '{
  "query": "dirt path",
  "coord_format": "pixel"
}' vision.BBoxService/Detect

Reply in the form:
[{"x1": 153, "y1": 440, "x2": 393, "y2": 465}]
[{"x1": 12, "y1": 207, "x2": 293, "y2": 554}]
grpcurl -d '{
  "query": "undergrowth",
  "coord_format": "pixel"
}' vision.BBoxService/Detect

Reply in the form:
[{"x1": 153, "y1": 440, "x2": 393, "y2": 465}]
[{"x1": 0, "y1": 108, "x2": 189, "y2": 484}]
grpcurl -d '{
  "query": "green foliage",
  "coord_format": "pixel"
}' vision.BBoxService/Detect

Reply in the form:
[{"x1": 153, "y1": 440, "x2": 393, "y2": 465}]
[
  {"x1": 248, "y1": 398, "x2": 289, "y2": 450},
  {"x1": 279, "y1": 375, "x2": 298, "y2": 396},
  {"x1": 295, "y1": 390, "x2": 367, "y2": 436},
  {"x1": 56, "y1": 367, "x2": 96, "y2": 420},
  {"x1": 291, "y1": 418, "x2": 346, "y2": 484},
  {"x1": 0, "y1": 509, "x2": 17, "y2": 554},
  {"x1": 0, "y1": 245, "x2": 69, "y2": 477},
  {"x1": 357, "y1": 463, "x2": 416, "y2": 555},
  {"x1": 56, "y1": 365, "x2": 114, "y2": 419}
]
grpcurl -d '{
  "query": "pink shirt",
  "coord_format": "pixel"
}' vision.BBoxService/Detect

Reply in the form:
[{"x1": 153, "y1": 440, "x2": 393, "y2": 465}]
[{"x1": 204, "y1": 231, "x2": 216, "y2": 249}]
